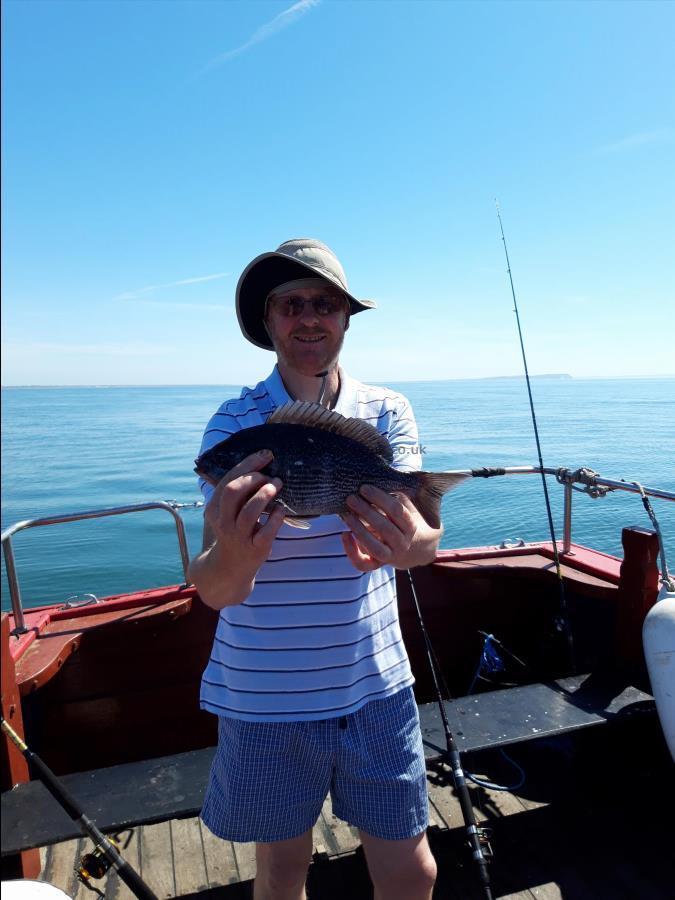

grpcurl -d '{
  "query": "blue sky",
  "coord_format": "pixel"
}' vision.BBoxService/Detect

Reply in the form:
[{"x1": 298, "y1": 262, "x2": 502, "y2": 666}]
[{"x1": 2, "y1": 0, "x2": 673, "y2": 386}]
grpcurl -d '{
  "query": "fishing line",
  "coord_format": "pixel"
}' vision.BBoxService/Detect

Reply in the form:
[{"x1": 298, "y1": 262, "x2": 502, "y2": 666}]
[
  {"x1": 495, "y1": 201, "x2": 577, "y2": 673},
  {"x1": 316, "y1": 369, "x2": 329, "y2": 406}
]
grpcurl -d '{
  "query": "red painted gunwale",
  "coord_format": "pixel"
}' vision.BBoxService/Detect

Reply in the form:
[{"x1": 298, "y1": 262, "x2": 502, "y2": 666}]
[
  {"x1": 8, "y1": 585, "x2": 197, "y2": 664},
  {"x1": 7, "y1": 541, "x2": 620, "y2": 672}
]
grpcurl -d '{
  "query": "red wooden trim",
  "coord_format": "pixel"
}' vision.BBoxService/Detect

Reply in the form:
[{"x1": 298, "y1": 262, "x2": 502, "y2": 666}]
[
  {"x1": 14, "y1": 596, "x2": 194, "y2": 695},
  {"x1": 1, "y1": 614, "x2": 41, "y2": 878},
  {"x1": 8, "y1": 611, "x2": 52, "y2": 659},
  {"x1": 435, "y1": 542, "x2": 621, "y2": 585},
  {"x1": 8, "y1": 584, "x2": 197, "y2": 662},
  {"x1": 616, "y1": 527, "x2": 660, "y2": 668}
]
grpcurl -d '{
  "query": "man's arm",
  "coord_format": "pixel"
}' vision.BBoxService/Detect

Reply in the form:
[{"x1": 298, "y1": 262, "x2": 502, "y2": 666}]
[{"x1": 188, "y1": 450, "x2": 286, "y2": 609}]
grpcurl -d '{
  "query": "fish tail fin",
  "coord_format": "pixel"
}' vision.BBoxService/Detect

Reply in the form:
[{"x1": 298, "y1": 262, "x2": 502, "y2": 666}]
[{"x1": 414, "y1": 472, "x2": 468, "y2": 528}]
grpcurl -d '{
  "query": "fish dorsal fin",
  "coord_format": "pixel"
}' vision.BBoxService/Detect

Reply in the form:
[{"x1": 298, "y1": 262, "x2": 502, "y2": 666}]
[{"x1": 267, "y1": 401, "x2": 394, "y2": 462}]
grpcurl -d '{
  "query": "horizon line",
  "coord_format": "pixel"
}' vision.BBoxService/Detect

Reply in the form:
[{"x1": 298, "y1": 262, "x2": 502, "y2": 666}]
[{"x1": 3, "y1": 373, "x2": 674, "y2": 389}]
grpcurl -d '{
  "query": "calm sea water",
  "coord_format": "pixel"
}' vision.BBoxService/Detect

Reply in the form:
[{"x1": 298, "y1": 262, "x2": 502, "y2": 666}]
[{"x1": 2, "y1": 378, "x2": 673, "y2": 611}]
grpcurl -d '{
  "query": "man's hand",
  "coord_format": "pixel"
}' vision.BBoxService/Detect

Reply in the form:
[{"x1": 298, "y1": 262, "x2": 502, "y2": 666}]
[
  {"x1": 189, "y1": 449, "x2": 286, "y2": 609},
  {"x1": 341, "y1": 485, "x2": 442, "y2": 572}
]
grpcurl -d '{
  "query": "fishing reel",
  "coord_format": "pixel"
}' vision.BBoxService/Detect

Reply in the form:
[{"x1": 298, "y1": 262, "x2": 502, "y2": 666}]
[
  {"x1": 477, "y1": 825, "x2": 494, "y2": 860},
  {"x1": 465, "y1": 825, "x2": 494, "y2": 862},
  {"x1": 75, "y1": 830, "x2": 133, "y2": 895}
]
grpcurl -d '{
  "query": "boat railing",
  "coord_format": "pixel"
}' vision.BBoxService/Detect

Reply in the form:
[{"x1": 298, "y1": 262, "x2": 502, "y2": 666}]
[
  {"x1": 460, "y1": 465, "x2": 674, "y2": 554},
  {"x1": 1, "y1": 500, "x2": 203, "y2": 634},
  {"x1": 2, "y1": 468, "x2": 672, "y2": 636}
]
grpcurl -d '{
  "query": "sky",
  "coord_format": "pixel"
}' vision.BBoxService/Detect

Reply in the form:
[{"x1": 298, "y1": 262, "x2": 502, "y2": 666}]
[{"x1": 2, "y1": 0, "x2": 674, "y2": 386}]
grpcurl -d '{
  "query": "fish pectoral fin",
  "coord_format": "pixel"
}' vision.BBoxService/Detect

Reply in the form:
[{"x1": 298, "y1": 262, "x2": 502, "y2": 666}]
[
  {"x1": 283, "y1": 516, "x2": 312, "y2": 530},
  {"x1": 272, "y1": 498, "x2": 312, "y2": 530}
]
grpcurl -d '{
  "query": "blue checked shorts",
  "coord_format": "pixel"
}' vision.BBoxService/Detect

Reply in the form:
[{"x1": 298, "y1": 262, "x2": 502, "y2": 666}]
[{"x1": 200, "y1": 687, "x2": 429, "y2": 842}]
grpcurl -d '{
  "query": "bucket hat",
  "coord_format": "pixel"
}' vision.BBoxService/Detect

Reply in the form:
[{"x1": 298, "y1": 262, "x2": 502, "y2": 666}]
[{"x1": 236, "y1": 238, "x2": 377, "y2": 350}]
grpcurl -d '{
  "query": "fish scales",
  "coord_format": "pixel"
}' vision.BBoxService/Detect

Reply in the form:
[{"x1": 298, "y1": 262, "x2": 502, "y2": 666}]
[{"x1": 195, "y1": 401, "x2": 466, "y2": 528}]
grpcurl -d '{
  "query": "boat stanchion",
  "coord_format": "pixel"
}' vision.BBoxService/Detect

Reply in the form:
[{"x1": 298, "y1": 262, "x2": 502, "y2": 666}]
[{"x1": 0, "y1": 717, "x2": 159, "y2": 900}]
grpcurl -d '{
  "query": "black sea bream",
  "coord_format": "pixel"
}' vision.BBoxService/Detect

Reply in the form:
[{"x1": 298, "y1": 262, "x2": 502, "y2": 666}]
[{"x1": 195, "y1": 401, "x2": 466, "y2": 528}]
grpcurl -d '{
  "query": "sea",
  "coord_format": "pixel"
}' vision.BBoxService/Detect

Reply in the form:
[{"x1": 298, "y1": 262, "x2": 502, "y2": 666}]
[{"x1": 2, "y1": 378, "x2": 673, "y2": 612}]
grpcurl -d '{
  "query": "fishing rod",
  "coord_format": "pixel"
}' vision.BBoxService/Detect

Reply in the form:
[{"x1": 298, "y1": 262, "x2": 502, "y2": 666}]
[
  {"x1": 1, "y1": 717, "x2": 159, "y2": 900},
  {"x1": 405, "y1": 570, "x2": 494, "y2": 899},
  {"x1": 495, "y1": 201, "x2": 577, "y2": 673}
]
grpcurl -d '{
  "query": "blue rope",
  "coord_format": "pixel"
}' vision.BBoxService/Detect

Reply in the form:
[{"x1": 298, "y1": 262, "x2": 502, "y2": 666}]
[
  {"x1": 466, "y1": 634, "x2": 527, "y2": 792},
  {"x1": 466, "y1": 751, "x2": 526, "y2": 792},
  {"x1": 467, "y1": 634, "x2": 505, "y2": 694}
]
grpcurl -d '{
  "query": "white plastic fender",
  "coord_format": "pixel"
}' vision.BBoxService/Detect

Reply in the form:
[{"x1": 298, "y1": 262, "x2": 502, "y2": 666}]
[
  {"x1": 1, "y1": 882, "x2": 73, "y2": 899},
  {"x1": 643, "y1": 582, "x2": 675, "y2": 763}
]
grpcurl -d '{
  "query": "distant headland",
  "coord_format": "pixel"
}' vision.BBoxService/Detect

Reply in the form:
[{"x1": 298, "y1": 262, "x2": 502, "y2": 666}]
[{"x1": 474, "y1": 373, "x2": 573, "y2": 381}]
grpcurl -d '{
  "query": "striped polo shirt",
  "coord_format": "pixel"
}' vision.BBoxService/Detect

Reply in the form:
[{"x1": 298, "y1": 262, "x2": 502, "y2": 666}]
[{"x1": 197, "y1": 364, "x2": 422, "y2": 722}]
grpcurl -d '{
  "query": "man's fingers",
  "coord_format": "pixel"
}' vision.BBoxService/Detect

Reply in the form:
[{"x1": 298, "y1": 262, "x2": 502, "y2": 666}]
[
  {"x1": 207, "y1": 450, "x2": 274, "y2": 500},
  {"x1": 341, "y1": 531, "x2": 380, "y2": 572},
  {"x1": 253, "y1": 503, "x2": 286, "y2": 549},
  {"x1": 346, "y1": 493, "x2": 400, "y2": 543},
  {"x1": 358, "y1": 485, "x2": 413, "y2": 532},
  {"x1": 237, "y1": 479, "x2": 283, "y2": 534},
  {"x1": 342, "y1": 511, "x2": 392, "y2": 563},
  {"x1": 222, "y1": 449, "x2": 273, "y2": 485},
  {"x1": 206, "y1": 472, "x2": 274, "y2": 537}
]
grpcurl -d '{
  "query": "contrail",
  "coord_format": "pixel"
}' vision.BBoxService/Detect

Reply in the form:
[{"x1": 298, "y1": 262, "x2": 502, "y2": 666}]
[
  {"x1": 114, "y1": 272, "x2": 228, "y2": 301},
  {"x1": 197, "y1": 0, "x2": 320, "y2": 75}
]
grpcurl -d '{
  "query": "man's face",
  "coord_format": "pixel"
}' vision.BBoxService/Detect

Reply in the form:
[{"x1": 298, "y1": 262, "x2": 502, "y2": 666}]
[{"x1": 264, "y1": 284, "x2": 350, "y2": 376}]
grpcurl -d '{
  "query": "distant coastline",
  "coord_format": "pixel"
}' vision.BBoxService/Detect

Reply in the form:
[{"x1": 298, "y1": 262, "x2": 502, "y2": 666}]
[{"x1": 3, "y1": 373, "x2": 675, "y2": 389}]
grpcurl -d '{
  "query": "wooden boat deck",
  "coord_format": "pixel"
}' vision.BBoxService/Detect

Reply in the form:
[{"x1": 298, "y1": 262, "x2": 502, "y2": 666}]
[{"x1": 36, "y1": 724, "x2": 672, "y2": 900}]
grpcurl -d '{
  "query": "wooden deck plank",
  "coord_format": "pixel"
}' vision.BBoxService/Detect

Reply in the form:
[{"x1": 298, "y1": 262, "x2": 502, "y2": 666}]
[
  {"x1": 467, "y1": 766, "x2": 571, "y2": 900},
  {"x1": 427, "y1": 784, "x2": 460, "y2": 830},
  {"x1": 310, "y1": 817, "x2": 350, "y2": 898},
  {"x1": 41, "y1": 838, "x2": 80, "y2": 898},
  {"x1": 311, "y1": 816, "x2": 331, "y2": 860},
  {"x1": 199, "y1": 820, "x2": 240, "y2": 888},
  {"x1": 425, "y1": 762, "x2": 465, "y2": 829},
  {"x1": 138, "y1": 821, "x2": 176, "y2": 899},
  {"x1": 170, "y1": 818, "x2": 208, "y2": 897},
  {"x1": 231, "y1": 839, "x2": 257, "y2": 883},
  {"x1": 426, "y1": 758, "x2": 543, "y2": 900},
  {"x1": 71, "y1": 837, "x2": 103, "y2": 900},
  {"x1": 106, "y1": 827, "x2": 141, "y2": 900},
  {"x1": 319, "y1": 796, "x2": 360, "y2": 856},
  {"x1": 426, "y1": 803, "x2": 444, "y2": 829},
  {"x1": 525, "y1": 884, "x2": 563, "y2": 899},
  {"x1": 69, "y1": 839, "x2": 92, "y2": 900}
]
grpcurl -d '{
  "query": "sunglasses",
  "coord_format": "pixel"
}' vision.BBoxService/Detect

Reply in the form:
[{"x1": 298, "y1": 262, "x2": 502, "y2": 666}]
[{"x1": 266, "y1": 294, "x2": 348, "y2": 318}]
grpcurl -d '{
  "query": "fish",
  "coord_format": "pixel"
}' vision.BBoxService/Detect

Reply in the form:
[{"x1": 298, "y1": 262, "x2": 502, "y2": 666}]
[{"x1": 194, "y1": 401, "x2": 467, "y2": 529}]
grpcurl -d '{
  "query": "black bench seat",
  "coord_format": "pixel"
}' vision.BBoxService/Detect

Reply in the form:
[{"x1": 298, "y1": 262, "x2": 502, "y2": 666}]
[
  {"x1": 419, "y1": 673, "x2": 654, "y2": 760},
  {"x1": 2, "y1": 746, "x2": 216, "y2": 856},
  {"x1": 2, "y1": 674, "x2": 654, "y2": 855}
]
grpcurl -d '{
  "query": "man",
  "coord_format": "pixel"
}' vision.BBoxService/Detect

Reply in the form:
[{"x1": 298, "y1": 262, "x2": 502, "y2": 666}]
[{"x1": 189, "y1": 239, "x2": 442, "y2": 900}]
